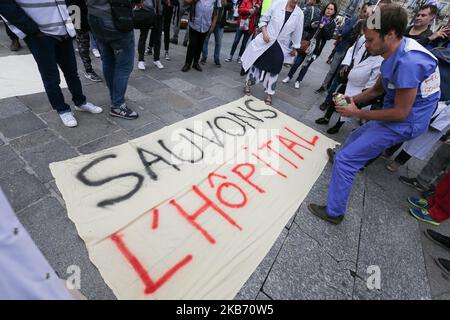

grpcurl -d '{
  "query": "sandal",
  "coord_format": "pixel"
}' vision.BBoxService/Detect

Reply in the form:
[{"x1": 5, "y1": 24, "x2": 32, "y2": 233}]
[
  {"x1": 244, "y1": 85, "x2": 251, "y2": 96},
  {"x1": 265, "y1": 95, "x2": 273, "y2": 106}
]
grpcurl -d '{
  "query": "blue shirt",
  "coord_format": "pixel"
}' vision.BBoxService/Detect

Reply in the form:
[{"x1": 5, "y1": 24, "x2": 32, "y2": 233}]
[
  {"x1": 380, "y1": 38, "x2": 440, "y2": 137},
  {"x1": 189, "y1": 0, "x2": 221, "y2": 33}
]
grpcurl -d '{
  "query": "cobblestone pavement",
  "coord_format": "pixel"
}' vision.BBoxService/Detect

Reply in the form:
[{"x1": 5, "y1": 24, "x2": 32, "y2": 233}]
[{"x1": 0, "y1": 24, "x2": 449, "y2": 300}]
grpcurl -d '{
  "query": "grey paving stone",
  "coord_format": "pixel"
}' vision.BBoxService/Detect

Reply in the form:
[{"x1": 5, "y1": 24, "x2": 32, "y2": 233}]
[
  {"x1": 235, "y1": 228, "x2": 288, "y2": 300},
  {"x1": 263, "y1": 224, "x2": 354, "y2": 299},
  {"x1": 156, "y1": 109, "x2": 186, "y2": 125},
  {"x1": 49, "y1": 180, "x2": 62, "y2": 200},
  {"x1": 0, "y1": 170, "x2": 49, "y2": 212},
  {"x1": 0, "y1": 97, "x2": 29, "y2": 119},
  {"x1": 353, "y1": 180, "x2": 432, "y2": 300},
  {"x1": 196, "y1": 96, "x2": 226, "y2": 112},
  {"x1": 125, "y1": 85, "x2": 151, "y2": 103},
  {"x1": 294, "y1": 167, "x2": 364, "y2": 263},
  {"x1": 40, "y1": 110, "x2": 120, "y2": 147},
  {"x1": 183, "y1": 86, "x2": 213, "y2": 101},
  {"x1": 16, "y1": 196, "x2": 116, "y2": 300},
  {"x1": 272, "y1": 98, "x2": 306, "y2": 121},
  {"x1": 78, "y1": 130, "x2": 131, "y2": 154},
  {"x1": 150, "y1": 88, "x2": 194, "y2": 116},
  {"x1": 9, "y1": 128, "x2": 57, "y2": 153},
  {"x1": 207, "y1": 85, "x2": 244, "y2": 103},
  {"x1": 211, "y1": 75, "x2": 243, "y2": 88},
  {"x1": 110, "y1": 100, "x2": 164, "y2": 131},
  {"x1": 20, "y1": 138, "x2": 79, "y2": 183},
  {"x1": 127, "y1": 75, "x2": 169, "y2": 94},
  {"x1": 0, "y1": 145, "x2": 25, "y2": 178},
  {"x1": 129, "y1": 120, "x2": 166, "y2": 139},
  {"x1": 255, "y1": 292, "x2": 272, "y2": 300},
  {"x1": 0, "y1": 112, "x2": 47, "y2": 139},
  {"x1": 18, "y1": 89, "x2": 71, "y2": 114},
  {"x1": 162, "y1": 78, "x2": 196, "y2": 91},
  {"x1": 81, "y1": 82, "x2": 115, "y2": 107}
]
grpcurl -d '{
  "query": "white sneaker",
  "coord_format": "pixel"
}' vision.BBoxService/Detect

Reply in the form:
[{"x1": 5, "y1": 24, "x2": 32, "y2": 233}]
[
  {"x1": 153, "y1": 60, "x2": 164, "y2": 69},
  {"x1": 138, "y1": 61, "x2": 146, "y2": 70},
  {"x1": 164, "y1": 52, "x2": 171, "y2": 61},
  {"x1": 294, "y1": 81, "x2": 300, "y2": 89},
  {"x1": 237, "y1": 57, "x2": 242, "y2": 64},
  {"x1": 92, "y1": 48, "x2": 101, "y2": 58},
  {"x1": 59, "y1": 111, "x2": 78, "y2": 128},
  {"x1": 75, "y1": 101, "x2": 103, "y2": 114},
  {"x1": 282, "y1": 76, "x2": 291, "y2": 83}
]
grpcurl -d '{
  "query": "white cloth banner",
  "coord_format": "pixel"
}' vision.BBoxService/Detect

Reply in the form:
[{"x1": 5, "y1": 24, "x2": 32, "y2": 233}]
[
  {"x1": 50, "y1": 97, "x2": 338, "y2": 299},
  {"x1": 0, "y1": 54, "x2": 67, "y2": 99}
]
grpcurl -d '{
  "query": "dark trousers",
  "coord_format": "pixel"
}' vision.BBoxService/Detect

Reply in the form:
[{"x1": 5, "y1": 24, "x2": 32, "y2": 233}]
[
  {"x1": 24, "y1": 35, "x2": 85, "y2": 113},
  {"x1": 185, "y1": 27, "x2": 208, "y2": 66},
  {"x1": 229, "y1": 28, "x2": 251, "y2": 58},
  {"x1": 75, "y1": 29, "x2": 93, "y2": 73},
  {"x1": 384, "y1": 143, "x2": 412, "y2": 165},
  {"x1": 149, "y1": 15, "x2": 163, "y2": 61},
  {"x1": 4, "y1": 23, "x2": 18, "y2": 41}
]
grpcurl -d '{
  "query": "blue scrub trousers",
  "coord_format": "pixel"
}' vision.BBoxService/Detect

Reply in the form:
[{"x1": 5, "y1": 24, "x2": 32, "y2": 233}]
[{"x1": 327, "y1": 121, "x2": 413, "y2": 216}]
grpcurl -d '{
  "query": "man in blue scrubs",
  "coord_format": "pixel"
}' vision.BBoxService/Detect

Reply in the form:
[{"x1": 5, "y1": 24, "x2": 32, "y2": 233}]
[{"x1": 308, "y1": 5, "x2": 441, "y2": 224}]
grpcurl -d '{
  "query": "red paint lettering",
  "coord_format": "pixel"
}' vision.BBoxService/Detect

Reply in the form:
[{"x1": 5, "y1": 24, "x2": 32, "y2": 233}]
[
  {"x1": 232, "y1": 163, "x2": 265, "y2": 193},
  {"x1": 111, "y1": 233, "x2": 193, "y2": 295}
]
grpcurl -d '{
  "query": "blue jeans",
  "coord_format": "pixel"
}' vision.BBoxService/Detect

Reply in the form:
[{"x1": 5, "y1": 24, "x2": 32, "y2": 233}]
[
  {"x1": 202, "y1": 26, "x2": 224, "y2": 63},
  {"x1": 89, "y1": 32, "x2": 98, "y2": 50},
  {"x1": 229, "y1": 28, "x2": 251, "y2": 58},
  {"x1": 287, "y1": 53, "x2": 306, "y2": 79},
  {"x1": 88, "y1": 15, "x2": 135, "y2": 109},
  {"x1": 24, "y1": 35, "x2": 86, "y2": 113}
]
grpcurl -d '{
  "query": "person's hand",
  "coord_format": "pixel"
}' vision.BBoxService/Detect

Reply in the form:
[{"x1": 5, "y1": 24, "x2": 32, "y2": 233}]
[
  {"x1": 209, "y1": 24, "x2": 215, "y2": 33},
  {"x1": 335, "y1": 97, "x2": 360, "y2": 118},
  {"x1": 311, "y1": 21, "x2": 319, "y2": 28},
  {"x1": 445, "y1": 138, "x2": 450, "y2": 145},
  {"x1": 429, "y1": 27, "x2": 449, "y2": 41},
  {"x1": 319, "y1": 23, "x2": 324, "y2": 28},
  {"x1": 263, "y1": 31, "x2": 271, "y2": 43},
  {"x1": 289, "y1": 49, "x2": 297, "y2": 56}
]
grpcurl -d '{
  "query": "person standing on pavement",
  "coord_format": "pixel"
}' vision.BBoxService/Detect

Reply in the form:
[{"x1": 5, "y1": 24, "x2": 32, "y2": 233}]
[
  {"x1": 66, "y1": 0, "x2": 102, "y2": 82},
  {"x1": 0, "y1": 0, "x2": 103, "y2": 128},
  {"x1": 171, "y1": 0, "x2": 191, "y2": 46},
  {"x1": 225, "y1": 0, "x2": 261, "y2": 64},
  {"x1": 181, "y1": 0, "x2": 221, "y2": 72},
  {"x1": 315, "y1": 2, "x2": 370, "y2": 93},
  {"x1": 308, "y1": 5, "x2": 441, "y2": 225},
  {"x1": 201, "y1": 0, "x2": 232, "y2": 67},
  {"x1": 86, "y1": 0, "x2": 139, "y2": 120},
  {"x1": 241, "y1": 0, "x2": 304, "y2": 105}
]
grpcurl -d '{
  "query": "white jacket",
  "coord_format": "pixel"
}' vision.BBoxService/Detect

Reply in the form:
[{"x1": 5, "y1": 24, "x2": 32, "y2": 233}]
[
  {"x1": 241, "y1": 0, "x2": 304, "y2": 72},
  {"x1": 343, "y1": 35, "x2": 383, "y2": 97}
]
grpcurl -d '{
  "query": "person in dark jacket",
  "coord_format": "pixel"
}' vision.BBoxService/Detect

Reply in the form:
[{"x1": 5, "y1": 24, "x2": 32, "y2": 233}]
[
  {"x1": 282, "y1": 2, "x2": 337, "y2": 89},
  {"x1": 404, "y1": 4, "x2": 435, "y2": 46},
  {"x1": 66, "y1": 0, "x2": 102, "y2": 82}
]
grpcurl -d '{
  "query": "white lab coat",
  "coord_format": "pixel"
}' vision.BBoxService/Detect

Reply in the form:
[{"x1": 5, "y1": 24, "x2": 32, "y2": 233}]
[
  {"x1": 0, "y1": 189, "x2": 72, "y2": 300},
  {"x1": 241, "y1": 0, "x2": 304, "y2": 72},
  {"x1": 342, "y1": 35, "x2": 383, "y2": 97}
]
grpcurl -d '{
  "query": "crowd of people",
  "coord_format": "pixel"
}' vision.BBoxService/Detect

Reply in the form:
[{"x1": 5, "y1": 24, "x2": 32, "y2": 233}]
[{"x1": 0, "y1": 0, "x2": 449, "y2": 278}]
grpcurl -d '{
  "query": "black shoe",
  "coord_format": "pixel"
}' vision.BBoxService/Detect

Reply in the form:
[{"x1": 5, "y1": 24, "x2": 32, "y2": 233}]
[
  {"x1": 315, "y1": 87, "x2": 325, "y2": 94},
  {"x1": 192, "y1": 63, "x2": 202, "y2": 72},
  {"x1": 182, "y1": 40, "x2": 188, "y2": 47},
  {"x1": 84, "y1": 70, "x2": 102, "y2": 82},
  {"x1": 10, "y1": 39, "x2": 21, "y2": 52},
  {"x1": 181, "y1": 64, "x2": 191, "y2": 72},
  {"x1": 308, "y1": 204, "x2": 344, "y2": 225},
  {"x1": 170, "y1": 38, "x2": 178, "y2": 45},
  {"x1": 327, "y1": 125, "x2": 341, "y2": 135},
  {"x1": 110, "y1": 104, "x2": 139, "y2": 120},
  {"x1": 315, "y1": 117, "x2": 329, "y2": 125},
  {"x1": 319, "y1": 102, "x2": 329, "y2": 111},
  {"x1": 434, "y1": 257, "x2": 450, "y2": 275},
  {"x1": 398, "y1": 176, "x2": 428, "y2": 193},
  {"x1": 215, "y1": 60, "x2": 221, "y2": 67},
  {"x1": 425, "y1": 229, "x2": 450, "y2": 250},
  {"x1": 326, "y1": 148, "x2": 336, "y2": 164},
  {"x1": 200, "y1": 58, "x2": 206, "y2": 65}
]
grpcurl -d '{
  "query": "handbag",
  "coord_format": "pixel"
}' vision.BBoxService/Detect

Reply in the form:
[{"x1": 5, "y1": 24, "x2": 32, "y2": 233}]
[
  {"x1": 108, "y1": 0, "x2": 134, "y2": 32},
  {"x1": 133, "y1": 7, "x2": 156, "y2": 29},
  {"x1": 239, "y1": 17, "x2": 250, "y2": 31}
]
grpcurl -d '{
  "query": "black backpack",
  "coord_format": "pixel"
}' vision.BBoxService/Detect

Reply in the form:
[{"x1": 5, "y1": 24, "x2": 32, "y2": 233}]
[{"x1": 109, "y1": 0, "x2": 134, "y2": 32}]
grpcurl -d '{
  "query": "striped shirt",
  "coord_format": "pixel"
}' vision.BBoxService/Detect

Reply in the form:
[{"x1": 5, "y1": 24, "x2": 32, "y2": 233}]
[{"x1": 4, "y1": 0, "x2": 76, "y2": 39}]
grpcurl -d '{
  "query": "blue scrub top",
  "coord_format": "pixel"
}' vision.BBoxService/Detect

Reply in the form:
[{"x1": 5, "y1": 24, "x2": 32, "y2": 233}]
[{"x1": 380, "y1": 38, "x2": 441, "y2": 137}]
